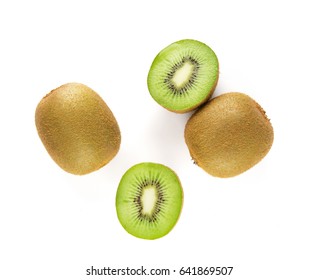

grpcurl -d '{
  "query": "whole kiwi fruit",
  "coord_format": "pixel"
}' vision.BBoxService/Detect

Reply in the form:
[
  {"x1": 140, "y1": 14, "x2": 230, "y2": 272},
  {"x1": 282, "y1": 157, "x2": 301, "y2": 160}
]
[
  {"x1": 147, "y1": 39, "x2": 219, "y2": 113},
  {"x1": 116, "y1": 162, "x2": 183, "y2": 240},
  {"x1": 184, "y1": 92, "x2": 274, "y2": 178},
  {"x1": 35, "y1": 83, "x2": 121, "y2": 175}
]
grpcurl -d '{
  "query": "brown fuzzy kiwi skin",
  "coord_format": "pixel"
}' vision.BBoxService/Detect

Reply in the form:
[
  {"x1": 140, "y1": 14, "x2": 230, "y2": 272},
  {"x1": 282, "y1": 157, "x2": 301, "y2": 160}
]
[
  {"x1": 35, "y1": 83, "x2": 121, "y2": 175},
  {"x1": 184, "y1": 92, "x2": 274, "y2": 178}
]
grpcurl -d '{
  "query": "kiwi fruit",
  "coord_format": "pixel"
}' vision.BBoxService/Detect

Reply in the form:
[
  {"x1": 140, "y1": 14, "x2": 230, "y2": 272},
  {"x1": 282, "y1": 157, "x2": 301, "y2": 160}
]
[
  {"x1": 116, "y1": 162, "x2": 183, "y2": 240},
  {"x1": 147, "y1": 39, "x2": 219, "y2": 113},
  {"x1": 185, "y1": 92, "x2": 274, "y2": 178},
  {"x1": 35, "y1": 83, "x2": 121, "y2": 175}
]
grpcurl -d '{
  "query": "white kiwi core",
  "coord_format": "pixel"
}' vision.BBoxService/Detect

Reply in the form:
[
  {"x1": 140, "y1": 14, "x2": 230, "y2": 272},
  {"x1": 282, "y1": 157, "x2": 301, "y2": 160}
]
[
  {"x1": 141, "y1": 185, "x2": 158, "y2": 216},
  {"x1": 171, "y1": 61, "x2": 194, "y2": 89}
]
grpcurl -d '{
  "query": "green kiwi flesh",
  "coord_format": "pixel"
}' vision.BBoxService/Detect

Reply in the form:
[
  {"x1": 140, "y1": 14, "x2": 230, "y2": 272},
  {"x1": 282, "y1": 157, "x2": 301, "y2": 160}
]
[
  {"x1": 116, "y1": 162, "x2": 183, "y2": 240},
  {"x1": 184, "y1": 93, "x2": 274, "y2": 178},
  {"x1": 35, "y1": 83, "x2": 121, "y2": 175},
  {"x1": 147, "y1": 39, "x2": 219, "y2": 113}
]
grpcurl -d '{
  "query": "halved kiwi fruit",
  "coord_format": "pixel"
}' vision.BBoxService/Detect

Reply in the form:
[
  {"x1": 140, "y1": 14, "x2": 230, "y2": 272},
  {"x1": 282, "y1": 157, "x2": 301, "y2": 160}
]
[
  {"x1": 116, "y1": 162, "x2": 183, "y2": 240},
  {"x1": 185, "y1": 92, "x2": 274, "y2": 178},
  {"x1": 35, "y1": 83, "x2": 121, "y2": 175},
  {"x1": 147, "y1": 39, "x2": 219, "y2": 113}
]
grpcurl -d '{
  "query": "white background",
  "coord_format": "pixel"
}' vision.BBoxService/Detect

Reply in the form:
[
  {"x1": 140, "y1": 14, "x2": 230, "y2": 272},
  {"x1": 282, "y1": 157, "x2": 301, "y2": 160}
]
[{"x1": 1, "y1": 0, "x2": 317, "y2": 279}]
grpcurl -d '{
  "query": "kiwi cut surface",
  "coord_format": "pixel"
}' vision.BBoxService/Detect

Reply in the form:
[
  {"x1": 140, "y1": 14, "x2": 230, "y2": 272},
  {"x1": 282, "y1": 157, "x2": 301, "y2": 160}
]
[
  {"x1": 116, "y1": 162, "x2": 183, "y2": 240},
  {"x1": 147, "y1": 39, "x2": 219, "y2": 113},
  {"x1": 35, "y1": 83, "x2": 121, "y2": 175},
  {"x1": 185, "y1": 92, "x2": 274, "y2": 178}
]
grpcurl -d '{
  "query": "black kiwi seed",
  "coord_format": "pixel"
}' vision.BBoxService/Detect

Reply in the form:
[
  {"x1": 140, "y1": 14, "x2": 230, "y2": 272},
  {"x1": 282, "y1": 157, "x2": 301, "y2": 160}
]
[
  {"x1": 164, "y1": 56, "x2": 200, "y2": 95},
  {"x1": 133, "y1": 179, "x2": 166, "y2": 223}
]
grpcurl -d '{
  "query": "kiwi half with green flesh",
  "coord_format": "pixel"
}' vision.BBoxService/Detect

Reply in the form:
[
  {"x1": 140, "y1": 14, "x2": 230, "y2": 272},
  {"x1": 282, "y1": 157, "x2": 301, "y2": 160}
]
[
  {"x1": 185, "y1": 93, "x2": 274, "y2": 178},
  {"x1": 116, "y1": 162, "x2": 183, "y2": 240},
  {"x1": 147, "y1": 39, "x2": 219, "y2": 113},
  {"x1": 35, "y1": 83, "x2": 121, "y2": 175}
]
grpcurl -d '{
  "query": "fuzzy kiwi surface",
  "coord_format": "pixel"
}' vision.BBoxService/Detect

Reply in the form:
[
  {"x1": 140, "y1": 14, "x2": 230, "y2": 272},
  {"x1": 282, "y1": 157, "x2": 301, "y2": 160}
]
[
  {"x1": 116, "y1": 162, "x2": 183, "y2": 240},
  {"x1": 147, "y1": 39, "x2": 219, "y2": 113},
  {"x1": 35, "y1": 83, "x2": 121, "y2": 175},
  {"x1": 184, "y1": 92, "x2": 274, "y2": 178}
]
